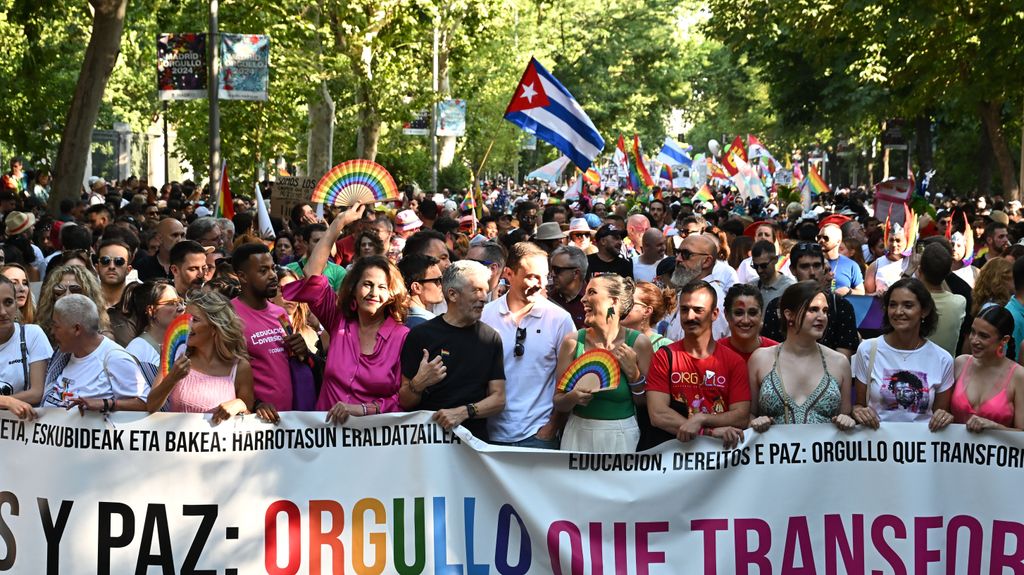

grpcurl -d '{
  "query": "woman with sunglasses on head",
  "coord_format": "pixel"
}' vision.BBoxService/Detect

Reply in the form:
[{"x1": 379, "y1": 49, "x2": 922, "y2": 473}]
[
  {"x1": 719, "y1": 283, "x2": 777, "y2": 365},
  {"x1": 37, "y1": 264, "x2": 111, "y2": 344},
  {"x1": 1, "y1": 264, "x2": 35, "y2": 323},
  {"x1": 122, "y1": 280, "x2": 183, "y2": 383},
  {"x1": 623, "y1": 281, "x2": 676, "y2": 352},
  {"x1": 749, "y1": 281, "x2": 854, "y2": 432},
  {"x1": 931, "y1": 306, "x2": 1024, "y2": 432},
  {"x1": 852, "y1": 278, "x2": 954, "y2": 429},
  {"x1": 146, "y1": 291, "x2": 254, "y2": 424},
  {"x1": 554, "y1": 273, "x2": 653, "y2": 453},
  {"x1": 284, "y1": 205, "x2": 424, "y2": 423},
  {"x1": 0, "y1": 275, "x2": 51, "y2": 409}
]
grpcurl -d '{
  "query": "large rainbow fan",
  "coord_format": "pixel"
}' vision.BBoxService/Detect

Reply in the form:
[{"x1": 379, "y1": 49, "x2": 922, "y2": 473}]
[
  {"x1": 311, "y1": 159, "x2": 400, "y2": 207},
  {"x1": 160, "y1": 314, "x2": 191, "y2": 378},
  {"x1": 557, "y1": 349, "x2": 621, "y2": 393}
]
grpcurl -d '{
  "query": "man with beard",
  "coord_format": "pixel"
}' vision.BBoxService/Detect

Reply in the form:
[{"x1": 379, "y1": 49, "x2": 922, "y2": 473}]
[
  {"x1": 761, "y1": 242, "x2": 859, "y2": 358},
  {"x1": 665, "y1": 234, "x2": 729, "y2": 341},
  {"x1": 169, "y1": 241, "x2": 208, "y2": 298},
  {"x1": 647, "y1": 281, "x2": 749, "y2": 448},
  {"x1": 482, "y1": 242, "x2": 575, "y2": 448},
  {"x1": 586, "y1": 224, "x2": 633, "y2": 280},
  {"x1": 399, "y1": 260, "x2": 506, "y2": 440},
  {"x1": 974, "y1": 220, "x2": 1010, "y2": 268},
  {"x1": 231, "y1": 243, "x2": 309, "y2": 422},
  {"x1": 96, "y1": 238, "x2": 133, "y2": 309}
]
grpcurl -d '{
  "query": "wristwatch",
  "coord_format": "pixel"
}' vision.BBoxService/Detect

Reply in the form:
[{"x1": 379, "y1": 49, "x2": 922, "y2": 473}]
[{"x1": 466, "y1": 403, "x2": 478, "y2": 419}]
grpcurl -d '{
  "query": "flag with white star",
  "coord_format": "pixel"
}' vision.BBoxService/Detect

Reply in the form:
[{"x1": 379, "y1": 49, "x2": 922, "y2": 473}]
[{"x1": 504, "y1": 57, "x2": 605, "y2": 172}]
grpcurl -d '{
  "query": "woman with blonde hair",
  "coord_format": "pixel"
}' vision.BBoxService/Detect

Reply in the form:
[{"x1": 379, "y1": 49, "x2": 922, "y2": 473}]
[
  {"x1": 972, "y1": 257, "x2": 1013, "y2": 316},
  {"x1": 623, "y1": 281, "x2": 675, "y2": 352},
  {"x1": 146, "y1": 290, "x2": 254, "y2": 423},
  {"x1": 1, "y1": 264, "x2": 35, "y2": 323},
  {"x1": 36, "y1": 264, "x2": 111, "y2": 342}
]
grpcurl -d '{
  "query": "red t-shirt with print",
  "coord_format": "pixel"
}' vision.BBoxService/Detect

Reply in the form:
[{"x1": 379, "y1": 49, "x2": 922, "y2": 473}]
[{"x1": 647, "y1": 340, "x2": 751, "y2": 415}]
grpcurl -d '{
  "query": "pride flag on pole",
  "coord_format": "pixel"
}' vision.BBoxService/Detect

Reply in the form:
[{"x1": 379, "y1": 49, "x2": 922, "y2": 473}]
[
  {"x1": 214, "y1": 163, "x2": 234, "y2": 219},
  {"x1": 630, "y1": 134, "x2": 655, "y2": 191},
  {"x1": 807, "y1": 165, "x2": 830, "y2": 196}
]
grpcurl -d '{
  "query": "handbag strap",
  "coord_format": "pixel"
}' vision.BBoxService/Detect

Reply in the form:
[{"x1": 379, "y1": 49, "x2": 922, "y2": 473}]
[
  {"x1": 17, "y1": 323, "x2": 28, "y2": 392},
  {"x1": 863, "y1": 338, "x2": 879, "y2": 406}
]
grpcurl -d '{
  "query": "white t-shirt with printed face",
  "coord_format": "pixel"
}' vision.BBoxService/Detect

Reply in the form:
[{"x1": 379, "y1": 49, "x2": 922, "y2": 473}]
[
  {"x1": 0, "y1": 324, "x2": 52, "y2": 396},
  {"x1": 852, "y1": 336, "x2": 954, "y2": 423},
  {"x1": 42, "y1": 337, "x2": 150, "y2": 407}
]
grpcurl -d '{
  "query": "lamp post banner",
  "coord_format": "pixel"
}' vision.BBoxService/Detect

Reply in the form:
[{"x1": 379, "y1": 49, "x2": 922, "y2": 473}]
[{"x1": 1, "y1": 410, "x2": 1021, "y2": 573}]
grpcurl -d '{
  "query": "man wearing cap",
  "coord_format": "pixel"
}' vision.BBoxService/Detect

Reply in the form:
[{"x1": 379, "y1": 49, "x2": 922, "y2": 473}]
[
  {"x1": 548, "y1": 245, "x2": 588, "y2": 328},
  {"x1": 5, "y1": 211, "x2": 44, "y2": 278},
  {"x1": 761, "y1": 241, "x2": 859, "y2": 358},
  {"x1": 567, "y1": 217, "x2": 597, "y2": 255},
  {"x1": 818, "y1": 221, "x2": 864, "y2": 295},
  {"x1": 633, "y1": 228, "x2": 666, "y2": 282},
  {"x1": 586, "y1": 224, "x2": 633, "y2": 280},
  {"x1": 86, "y1": 177, "x2": 107, "y2": 205},
  {"x1": 533, "y1": 222, "x2": 567, "y2": 254}
]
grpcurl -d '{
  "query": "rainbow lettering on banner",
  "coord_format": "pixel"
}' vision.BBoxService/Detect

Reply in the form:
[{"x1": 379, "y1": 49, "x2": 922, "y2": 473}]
[
  {"x1": 557, "y1": 349, "x2": 621, "y2": 392},
  {"x1": 311, "y1": 159, "x2": 400, "y2": 207},
  {"x1": 160, "y1": 314, "x2": 191, "y2": 378}
]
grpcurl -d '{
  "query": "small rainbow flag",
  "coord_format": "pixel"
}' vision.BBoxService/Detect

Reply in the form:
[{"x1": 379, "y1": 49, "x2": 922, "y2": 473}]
[
  {"x1": 583, "y1": 168, "x2": 600, "y2": 187},
  {"x1": 630, "y1": 134, "x2": 655, "y2": 192},
  {"x1": 659, "y1": 164, "x2": 673, "y2": 183},
  {"x1": 460, "y1": 190, "x2": 475, "y2": 213},
  {"x1": 694, "y1": 184, "x2": 714, "y2": 202},
  {"x1": 806, "y1": 165, "x2": 829, "y2": 196},
  {"x1": 214, "y1": 162, "x2": 234, "y2": 219}
]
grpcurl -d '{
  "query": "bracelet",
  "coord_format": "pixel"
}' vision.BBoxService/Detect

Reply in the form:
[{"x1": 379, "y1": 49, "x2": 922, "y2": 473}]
[
  {"x1": 112, "y1": 399, "x2": 117, "y2": 412},
  {"x1": 360, "y1": 403, "x2": 367, "y2": 416},
  {"x1": 627, "y1": 376, "x2": 647, "y2": 388},
  {"x1": 102, "y1": 399, "x2": 110, "y2": 413},
  {"x1": 372, "y1": 401, "x2": 381, "y2": 414},
  {"x1": 631, "y1": 389, "x2": 646, "y2": 396}
]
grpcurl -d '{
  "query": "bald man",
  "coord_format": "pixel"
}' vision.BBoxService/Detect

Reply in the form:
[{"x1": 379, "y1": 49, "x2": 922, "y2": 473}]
[
  {"x1": 134, "y1": 218, "x2": 187, "y2": 281},
  {"x1": 625, "y1": 214, "x2": 652, "y2": 258},
  {"x1": 664, "y1": 234, "x2": 730, "y2": 341},
  {"x1": 818, "y1": 223, "x2": 864, "y2": 295},
  {"x1": 633, "y1": 228, "x2": 666, "y2": 282}
]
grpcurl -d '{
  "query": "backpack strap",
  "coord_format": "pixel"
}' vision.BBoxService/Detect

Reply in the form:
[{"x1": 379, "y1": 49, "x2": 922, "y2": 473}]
[{"x1": 862, "y1": 338, "x2": 879, "y2": 406}]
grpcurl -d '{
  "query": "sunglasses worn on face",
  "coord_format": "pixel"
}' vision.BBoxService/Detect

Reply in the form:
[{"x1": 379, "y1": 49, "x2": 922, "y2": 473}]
[
  {"x1": 551, "y1": 265, "x2": 577, "y2": 275},
  {"x1": 53, "y1": 284, "x2": 83, "y2": 296},
  {"x1": 752, "y1": 258, "x2": 778, "y2": 270},
  {"x1": 677, "y1": 250, "x2": 711, "y2": 261},
  {"x1": 419, "y1": 276, "x2": 443, "y2": 285},
  {"x1": 156, "y1": 298, "x2": 185, "y2": 308},
  {"x1": 514, "y1": 326, "x2": 527, "y2": 357},
  {"x1": 795, "y1": 242, "x2": 824, "y2": 254},
  {"x1": 98, "y1": 256, "x2": 127, "y2": 267}
]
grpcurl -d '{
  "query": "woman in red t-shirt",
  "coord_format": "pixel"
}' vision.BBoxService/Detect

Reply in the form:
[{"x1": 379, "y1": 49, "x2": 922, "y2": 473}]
[{"x1": 717, "y1": 283, "x2": 777, "y2": 363}]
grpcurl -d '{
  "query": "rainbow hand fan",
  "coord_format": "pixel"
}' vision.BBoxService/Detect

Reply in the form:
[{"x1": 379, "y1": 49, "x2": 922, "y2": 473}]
[
  {"x1": 311, "y1": 159, "x2": 400, "y2": 207},
  {"x1": 557, "y1": 349, "x2": 621, "y2": 393},
  {"x1": 160, "y1": 314, "x2": 191, "y2": 378}
]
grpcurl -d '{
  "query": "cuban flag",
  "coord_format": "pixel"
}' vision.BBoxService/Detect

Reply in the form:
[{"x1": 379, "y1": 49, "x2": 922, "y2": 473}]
[
  {"x1": 656, "y1": 137, "x2": 693, "y2": 168},
  {"x1": 504, "y1": 58, "x2": 604, "y2": 172}
]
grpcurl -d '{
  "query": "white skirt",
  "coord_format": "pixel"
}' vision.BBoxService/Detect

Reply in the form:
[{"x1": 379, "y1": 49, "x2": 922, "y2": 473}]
[{"x1": 560, "y1": 414, "x2": 640, "y2": 453}]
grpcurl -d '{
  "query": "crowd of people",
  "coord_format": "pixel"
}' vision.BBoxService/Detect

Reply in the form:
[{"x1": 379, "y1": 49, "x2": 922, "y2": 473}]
[{"x1": 1, "y1": 156, "x2": 1022, "y2": 453}]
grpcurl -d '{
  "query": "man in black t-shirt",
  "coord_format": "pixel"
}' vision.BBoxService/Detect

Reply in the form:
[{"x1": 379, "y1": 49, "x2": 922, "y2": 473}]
[
  {"x1": 586, "y1": 224, "x2": 633, "y2": 281},
  {"x1": 399, "y1": 260, "x2": 506, "y2": 440}
]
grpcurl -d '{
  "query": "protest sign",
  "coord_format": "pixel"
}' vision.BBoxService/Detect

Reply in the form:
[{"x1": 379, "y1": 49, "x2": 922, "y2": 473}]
[
  {"x1": 270, "y1": 176, "x2": 318, "y2": 219},
  {"x1": 157, "y1": 33, "x2": 207, "y2": 100},
  {"x1": 436, "y1": 99, "x2": 467, "y2": 137},
  {"x1": 2, "y1": 410, "x2": 1023, "y2": 573},
  {"x1": 874, "y1": 178, "x2": 914, "y2": 224},
  {"x1": 218, "y1": 34, "x2": 270, "y2": 101}
]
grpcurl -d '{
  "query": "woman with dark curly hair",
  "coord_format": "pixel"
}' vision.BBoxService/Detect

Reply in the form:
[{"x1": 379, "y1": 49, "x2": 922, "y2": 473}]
[
  {"x1": 284, "y1": 205, "x2": 421, "y2": 423},
  {"x1": 851, "y1": 278, "x2": 954, "y2": 429}
]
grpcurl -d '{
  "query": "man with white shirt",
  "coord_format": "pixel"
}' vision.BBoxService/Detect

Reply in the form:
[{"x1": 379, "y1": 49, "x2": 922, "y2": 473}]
[
  {"x1": 481, "y1": 242, "x2": 575, "y2": 448},
  {"x1": 632, "y1": 228, "x2": 666, "y2": 282}
]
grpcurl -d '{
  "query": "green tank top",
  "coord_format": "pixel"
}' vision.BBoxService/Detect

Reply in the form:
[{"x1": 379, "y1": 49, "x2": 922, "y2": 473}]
[{"x1": 571, "y1": 328, "x2": 639, "y2": 420}]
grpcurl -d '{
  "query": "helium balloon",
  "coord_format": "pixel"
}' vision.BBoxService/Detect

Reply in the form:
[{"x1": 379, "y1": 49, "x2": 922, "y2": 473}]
[{"x1": 708, "y1": 139, "x2": 721, "y2": 157}]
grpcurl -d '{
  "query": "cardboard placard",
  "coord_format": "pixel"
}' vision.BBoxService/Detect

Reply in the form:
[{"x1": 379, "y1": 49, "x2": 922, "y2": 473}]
[{"x1": 270, "y1": 176, "x2": 318, "y2": 220}]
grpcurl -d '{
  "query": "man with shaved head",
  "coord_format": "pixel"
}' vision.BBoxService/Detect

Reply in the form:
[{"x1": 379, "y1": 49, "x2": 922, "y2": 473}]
[
  {"x1": 625, "y1": 213, "x2": 651, "y2": 258},
  {"x1": 665, "y1": 234, "x2": 730, "y2": 341},
  {"x1": 134, "y1": 217, "x2": 187, "y2": 281},
  {"x1": 633, "y1": 228, "x2": 666, "y2": 282},
  {"x1": 818, "y1": 223, "x2": 864, "y2": 295}
]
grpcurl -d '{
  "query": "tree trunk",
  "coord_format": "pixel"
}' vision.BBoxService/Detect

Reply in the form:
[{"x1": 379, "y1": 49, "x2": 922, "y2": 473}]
[
  {"x1": 306, "y1": 81, "x2": 335, "y2": 178},
  {"x1": 354, "y1": 79, "x2": 380, "y2": 161},
  {"x1": 437, "y1": 38, "x2": 456, "y2": 169},
  {"x1": 50, "y1": 0, "x2": 129, "y2": 211},
  {"x1": 977, "y1": 120, "x2": 992, "y2": 197},
  {"x1": 913, "y1": 114, "x2": 933, "y2": 173},
  {"x1": 979, "y1": 100, "x2": 1020, "y2": 201}
]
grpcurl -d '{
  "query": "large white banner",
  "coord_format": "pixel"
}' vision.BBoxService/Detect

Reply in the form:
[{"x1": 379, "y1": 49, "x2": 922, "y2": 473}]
[{"x1": 1, "y1": 410, "x2": 1023, "y2": 574}]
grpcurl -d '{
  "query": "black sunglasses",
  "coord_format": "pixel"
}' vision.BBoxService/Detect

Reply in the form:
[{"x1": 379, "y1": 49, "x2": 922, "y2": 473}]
[
  {"x1": 514, "y1": 327, "x2": 527, "y2": 357},
  {"x1": 752, "y1": 257, "x2": 778, "y2": 270},
  {"x1": 419, "y1": 276, "x2": 443, "y2": 285},
  {"x1": 795, "y1": 242, "x2": 824, "y2": 253},
  {"x1": 551, "y1": 265, "x2": 577, "y2": 275},
  {"x1": 97, "y1": 256, "x2": 127, "y2": 267},
  {"x1": 677, "y1": 249, "x2": 711, "y2": 261}
]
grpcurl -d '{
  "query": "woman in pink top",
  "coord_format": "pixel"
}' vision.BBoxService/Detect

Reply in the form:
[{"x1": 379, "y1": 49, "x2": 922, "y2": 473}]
[
  {"x1": 937, "y1": 306, "x2": 1024, "y2": 431},
  {"x1": 146, "y1": 291, "x2": 254, "y2": 423},
  {"x1": 283, "y1": 204, "x2": 417, "y2": 424}
]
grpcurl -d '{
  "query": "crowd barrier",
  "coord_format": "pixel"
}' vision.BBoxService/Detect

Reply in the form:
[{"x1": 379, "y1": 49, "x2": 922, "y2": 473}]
[{"x1": 2, "y1": 409, "x2": 1022, "y2": 573}]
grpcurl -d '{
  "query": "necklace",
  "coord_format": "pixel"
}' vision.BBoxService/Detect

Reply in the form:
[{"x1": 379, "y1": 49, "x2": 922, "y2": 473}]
[{"x1": 887, "y1": 335, "x2": 926, "y2": 361}]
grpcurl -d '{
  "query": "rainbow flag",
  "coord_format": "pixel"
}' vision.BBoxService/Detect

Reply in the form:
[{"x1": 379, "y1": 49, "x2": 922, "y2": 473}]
[
  {"x1": 460, "y1": 190, "x2": 475, "y2": 213},
  {"x1": 630, "y1": 135, "x2": 655, "y2": 192},
  {"x1": 659, "y1": 164, "x2": 673, "y2": 183},
  {"x1": 583, "y1": 168, "x2": 600, "y2": 187},
  {"x1": 215, "y1": 162, "x2": 234, "y2": 219},
  {"x1": 694, "y1": 184, "x2": 714, "y2": 202},
  {"x1": 807, "y1": 165, "x2": 829, "y2": 196}
]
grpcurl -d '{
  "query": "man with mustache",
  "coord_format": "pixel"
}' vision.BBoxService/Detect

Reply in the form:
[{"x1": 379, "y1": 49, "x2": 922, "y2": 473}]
[
  {"x1": 664, "y1": 234, "x2": 729, "y2": 342},
  {"x1": 647, "y1": 281, "x2": 749, "y2": 449},
  {"x1": 400, "y1": 260, "x2": 506, "y2": 440},
  {"x1": 482, "y1": 242, "x2": 575, "y2": 448},
  {"x1": 231, "y1": 242, "x2": 310, "y2": 423}
]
